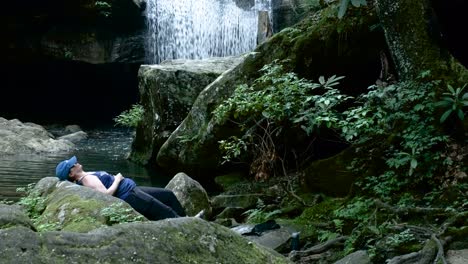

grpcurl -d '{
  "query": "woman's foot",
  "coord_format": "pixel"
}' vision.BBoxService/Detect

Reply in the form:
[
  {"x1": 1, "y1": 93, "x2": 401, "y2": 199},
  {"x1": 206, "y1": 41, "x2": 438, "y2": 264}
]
[{"x1": 194, "y1": 209, "x2": 205, "y2": 219}]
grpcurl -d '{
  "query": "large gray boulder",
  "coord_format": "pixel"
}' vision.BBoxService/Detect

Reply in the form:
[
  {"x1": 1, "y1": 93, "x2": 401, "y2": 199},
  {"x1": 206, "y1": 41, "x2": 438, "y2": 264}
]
[
  {"x1": 156, "y1": 52, "x2": 262, "y2": 173},
  {"x1": 165, "y1": 172, "x2": 212, "y2": 217},
  {"x1": 129, "y1": 56, "x2": 246, "y2": 165},
  {"x1": 0, "y1": 204, "x2": 35, "y2": 230},
  {"x1": 0, "y1": 118, "x2": 73, "y2": 154},
  {"x1": 0, "y1": 218, "x2": 291, "y2": 264}
]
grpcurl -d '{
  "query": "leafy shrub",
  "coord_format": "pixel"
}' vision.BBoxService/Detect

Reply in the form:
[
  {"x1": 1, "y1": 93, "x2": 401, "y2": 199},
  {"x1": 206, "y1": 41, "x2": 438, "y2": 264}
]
[
  {"x1": 435, "y1": 83, "x2": 468, "y2": 123},
  {"x1": 243, "y1": 199, "x2": 282, "y2": 224},
  {"x1": 114, "y1": 104, "x2": 144, "y2": 128},
  {"x1": 101, "y1": 203, "x2": 144, "y2": 225},
  {"x1": 341, "y1": 73, "x2": 453, "y2": 199},
  {"x1": 213, "y1": 60, "x2": 350, "y2": 179},
  {"x1": 16, "y1": 183, "x2": 46, "y2": 220}
]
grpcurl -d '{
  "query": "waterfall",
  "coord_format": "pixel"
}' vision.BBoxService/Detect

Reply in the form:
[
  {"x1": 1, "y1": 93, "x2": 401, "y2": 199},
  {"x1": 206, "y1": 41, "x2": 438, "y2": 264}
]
[{"x1": 145, "y1": 0, "x2": 272, "y2": 64}]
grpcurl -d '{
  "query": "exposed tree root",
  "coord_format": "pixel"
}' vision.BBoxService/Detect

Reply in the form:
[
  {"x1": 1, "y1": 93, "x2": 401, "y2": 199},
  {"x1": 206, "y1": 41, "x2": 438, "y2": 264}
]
[
  {"x1": 374, "y1": 199, "x2": 452, "y2": 216},
  {"x1": 288, "y1": 236, "x2": 348, "y2": 261},
  {"x1": 382, "y1": 205, "x2": 467, "y2": 263}
]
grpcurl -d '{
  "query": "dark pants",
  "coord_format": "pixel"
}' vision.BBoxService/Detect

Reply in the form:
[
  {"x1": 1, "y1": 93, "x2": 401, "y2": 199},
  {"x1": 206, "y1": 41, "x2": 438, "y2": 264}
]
[{"x1": 124, "y1": 186, "x2": 186, "y2": 221}]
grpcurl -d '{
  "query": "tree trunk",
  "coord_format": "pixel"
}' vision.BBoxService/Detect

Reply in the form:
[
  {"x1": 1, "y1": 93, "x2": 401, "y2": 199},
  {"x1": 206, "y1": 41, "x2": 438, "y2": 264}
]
[{"x1": 375, "y1": 0, "x2": 468, "y2": 84}]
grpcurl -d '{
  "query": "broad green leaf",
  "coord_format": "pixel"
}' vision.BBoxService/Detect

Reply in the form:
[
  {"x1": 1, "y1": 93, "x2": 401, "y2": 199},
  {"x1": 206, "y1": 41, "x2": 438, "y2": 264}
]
[
  {"x1": 410, "y1": 159, "x2": 418, "y2": 169},
  {"x1": 457, "y1": 109, "x2": 464, "y2": 120},
  {"x1": 413, "y1": 104, "x2": 424, "y2": 111},
  {"x1": 440, "y1": 109, "x2": 452, "y2": 123},
  {"x1": 319, "y1": 76, "x2": 326, "y2": 85},
  {"x1": 441, "y1": 96, "x2": 454, "y2": 102},
  {"x1": 447, "y1": 84, "x2": 455, "y2": 94}
]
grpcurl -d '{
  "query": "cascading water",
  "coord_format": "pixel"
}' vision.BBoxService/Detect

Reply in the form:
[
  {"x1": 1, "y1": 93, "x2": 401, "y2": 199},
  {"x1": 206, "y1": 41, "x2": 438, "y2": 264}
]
[{"x1": 145, "y1": 0, "x2": 272, "y2": 64}]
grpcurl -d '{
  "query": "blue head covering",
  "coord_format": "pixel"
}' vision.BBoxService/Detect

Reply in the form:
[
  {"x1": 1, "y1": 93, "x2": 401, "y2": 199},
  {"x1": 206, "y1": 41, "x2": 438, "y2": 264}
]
[{"x1": 55, "y1": 156, "x2": 77, "y2": 181}]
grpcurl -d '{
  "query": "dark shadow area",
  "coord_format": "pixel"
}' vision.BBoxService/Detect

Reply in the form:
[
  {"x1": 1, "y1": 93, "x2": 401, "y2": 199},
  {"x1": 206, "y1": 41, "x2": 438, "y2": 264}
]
[
  {"x1": 432, "y1": 0, "x2": 468, "y2": 68},
  {"x1": 1, "y1": 60, "x2": 141, "y2": 128}
]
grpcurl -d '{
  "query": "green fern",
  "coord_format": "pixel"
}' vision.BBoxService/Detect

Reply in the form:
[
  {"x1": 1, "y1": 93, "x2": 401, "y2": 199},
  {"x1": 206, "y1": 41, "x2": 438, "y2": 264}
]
[{"x1": 113, "y1": 104, "x2": 144, "y2": 128}]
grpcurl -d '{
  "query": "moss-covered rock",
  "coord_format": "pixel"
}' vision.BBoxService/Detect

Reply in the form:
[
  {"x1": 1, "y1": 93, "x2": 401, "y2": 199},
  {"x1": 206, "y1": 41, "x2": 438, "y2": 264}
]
[
  {"x1": 302, "y1": 147, "x2": 358, "y2": 196},
  {"x1": 0, "y1": 204, "x2": 35, "y2": 230},
  {"x1": 1, "y1": 218, "x2": 292, "y2": 263},
  {"x1": 31, "y1": 178, "x2": 145, "y2": 233},
  {"x1": 2, "y1": 177, "x2": 291, "y2": 262},
  {"x1": 129, "y1": 56, "x2": 246, "y2": 165},
  {"x1": 165, "y1": 172, "x2": 212, "y2": 217},
  {"x1": 214, "y1": 172, "x2": 250, "y2": 192}
]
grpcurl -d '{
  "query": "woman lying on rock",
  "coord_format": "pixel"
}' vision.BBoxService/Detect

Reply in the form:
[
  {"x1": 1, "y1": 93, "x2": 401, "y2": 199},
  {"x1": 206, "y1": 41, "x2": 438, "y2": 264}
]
[{"x1": 55, "y1": 156, "x2": 203, "y2": 220}]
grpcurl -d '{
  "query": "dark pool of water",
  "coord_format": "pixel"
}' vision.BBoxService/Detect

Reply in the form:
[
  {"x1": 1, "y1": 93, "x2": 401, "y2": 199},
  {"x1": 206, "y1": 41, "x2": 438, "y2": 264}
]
[{"x1": 0, "y1": 127, "x2": 171, "y2": 201}]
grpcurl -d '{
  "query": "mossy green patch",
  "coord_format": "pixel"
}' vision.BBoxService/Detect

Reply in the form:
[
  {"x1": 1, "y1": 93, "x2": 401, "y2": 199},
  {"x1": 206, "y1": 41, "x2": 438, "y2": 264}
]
[
  {"x1": 214, "y1": 172, "x2": 248, "y2": 192},
  {"x1": 279, "y1": 198, "x2": 345, "y2": 241}
]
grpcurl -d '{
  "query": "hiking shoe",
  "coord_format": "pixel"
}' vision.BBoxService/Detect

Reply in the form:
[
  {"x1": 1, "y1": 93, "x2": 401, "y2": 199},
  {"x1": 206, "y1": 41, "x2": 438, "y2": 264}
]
[{"x1": 194, "y1": 209, "x2": 205, "y2": 219}]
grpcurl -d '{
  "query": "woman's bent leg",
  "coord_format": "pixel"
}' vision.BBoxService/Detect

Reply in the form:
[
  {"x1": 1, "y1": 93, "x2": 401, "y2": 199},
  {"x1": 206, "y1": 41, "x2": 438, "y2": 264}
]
[
  {"x1": 124, "y1": 187, "x2": 180, "y2": 220},
  {"x1": 138, "y1": 186, "x2": 186, "y2": 217}
]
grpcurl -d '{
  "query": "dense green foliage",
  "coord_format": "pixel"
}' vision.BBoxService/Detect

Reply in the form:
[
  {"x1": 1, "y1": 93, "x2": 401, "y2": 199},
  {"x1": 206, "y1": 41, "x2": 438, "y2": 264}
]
[
  {"x1": 16, "y1": 184, "x2": 51, "y2": 231},
  {"x1": 213, "y1": 59, "x2": 467, "y2": 261},
  {"x1": 215, "y1": 61, "x2": 467, "y2": 202},
  {"x1": 213, "y1": 60, "x2": 350, "y2": 179},
  {"x1": 113, "y1": 104, "x2": 144, "y2": 128}
]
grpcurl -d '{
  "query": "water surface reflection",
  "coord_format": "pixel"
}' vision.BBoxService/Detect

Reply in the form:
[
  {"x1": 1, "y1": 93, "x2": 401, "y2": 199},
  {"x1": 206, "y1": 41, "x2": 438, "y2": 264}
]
[{"x1": 0, "y1": 128, "x2": 169, "y2": 201}]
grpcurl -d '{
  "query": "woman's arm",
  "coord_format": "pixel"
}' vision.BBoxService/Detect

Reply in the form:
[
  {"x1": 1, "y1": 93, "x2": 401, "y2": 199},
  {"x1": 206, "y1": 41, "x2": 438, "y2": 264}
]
[
  {"x1": 105, "y1": 173, "x2": 124, "y2": 196},
  {"x1": 82, "y1": 173, "x2": 124, "y2": 196}
]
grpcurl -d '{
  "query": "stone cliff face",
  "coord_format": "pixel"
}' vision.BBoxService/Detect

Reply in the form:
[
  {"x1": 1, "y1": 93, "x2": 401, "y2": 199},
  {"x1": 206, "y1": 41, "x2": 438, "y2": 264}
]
[
  {"x1": 1, "y1": 0, "x2": 145, "y2": 125},
  {"x1": 2, "y1": 0, "x2": 146, "y2": 64}
]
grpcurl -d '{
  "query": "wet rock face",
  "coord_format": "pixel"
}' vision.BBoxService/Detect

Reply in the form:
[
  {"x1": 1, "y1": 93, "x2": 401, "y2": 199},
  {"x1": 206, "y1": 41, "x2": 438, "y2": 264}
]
[
  {"x1": 1, "y1": 0, "x2": 146, "y2": 64},
  {"x1": 271, "y1": 0, "x2": 309, "y2": 33},
  {"x1": 0, "y1": 118, "x2": 74, "y2": 154},
  {"x1": 129, "y1": 56, "x2": 246, "y2": 165}
]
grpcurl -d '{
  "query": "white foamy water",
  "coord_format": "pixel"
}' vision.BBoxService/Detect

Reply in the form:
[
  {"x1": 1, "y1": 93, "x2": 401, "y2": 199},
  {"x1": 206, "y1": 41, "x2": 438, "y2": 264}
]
[{"x1": 145, "y1": 0, "x2": 272, "y2": 63}]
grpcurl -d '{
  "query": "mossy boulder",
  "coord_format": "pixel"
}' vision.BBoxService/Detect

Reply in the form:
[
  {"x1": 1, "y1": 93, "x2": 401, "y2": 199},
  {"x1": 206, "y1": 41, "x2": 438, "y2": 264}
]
[
  {"x1": 165, "y1": 172, "x2": 212, "y2": 217},
  {"x1": 0, "y1": 218, "x2": 292, "y2": 263},
  {"x1": 2, "y1": 177, "x2": 292, "y2": 262},
  {"x1": 301, "y1": 146, "x2": 359, "y2": 196},
  {"x1": 31, "y1": 177, "x2": 145, "y2": 233},
  {"x1": 156, "y1": 3, "x2": 385, "y2": 177},
  {"x1": 129, "y1": 56, "x2": 246, "y2": 165},
  {"x1": 214, "y1": 172, "x2": 250, "y2": 192},
  {"x1": 0, "y1": 204, "x2": 35, "y2": 230}
]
